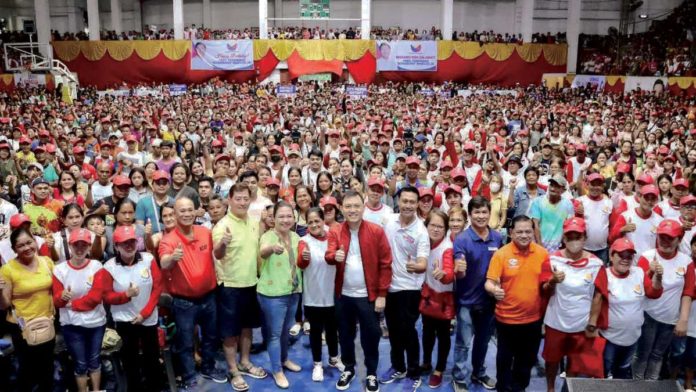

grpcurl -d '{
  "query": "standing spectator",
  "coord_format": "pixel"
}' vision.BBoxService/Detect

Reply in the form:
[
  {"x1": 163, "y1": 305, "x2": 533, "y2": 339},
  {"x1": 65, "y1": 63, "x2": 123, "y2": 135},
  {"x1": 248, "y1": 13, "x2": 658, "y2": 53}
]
[
  {"x1": 540, "y1": 218, "x2": 605, "y2": 391},
  {"x1": 257, "y1": 200, "x2": 302, "y2": 389},
  {"x1": 381, "y1": 186, "x2": 428, "y2": 389},
  {"x1": 420, "y1": 209, "x2": 455, "y2": 388},
  {"x1": 609, "y1": 185, "x2": 664, "y2": 256},
  {"x1": 0, "y1": 228, "x2": 55, "y2": 391},
  {"x1": 577, "y1": 173, "x2": 614, "y2": 264},
  {"x1": 530, "y1": 174, "x2": 575, "y2": 252},
  {"x1": 513, "y1": 166, "x2": 545, "y2": 218},
  {"x1": 596, "y1": 238, "x2": 663, "y2": 379},
  {"x1": 159, "y1": 197, "x2": 227, "y2": 388},
  {"x1": 136, "y1": 170, "x2": 175, "y2": 234},
  {"x1": 452, "y1": 196, "x2": 501, "y2": 392},
  {"x1": 103, "y1": 225, "x2": 164, "y2": 391},
  {"x1": 325, "y1": 190, "x2": 392, "y2": 392},
  {"x1": 52, "y1": 228, "x2": 107, "y2": 392},
  {"x1": 485, "y1": 216, "x2": 549, "y2": 392},
  {"x1": 212, "y1": 183, "x2": 267, "y2": 391}
]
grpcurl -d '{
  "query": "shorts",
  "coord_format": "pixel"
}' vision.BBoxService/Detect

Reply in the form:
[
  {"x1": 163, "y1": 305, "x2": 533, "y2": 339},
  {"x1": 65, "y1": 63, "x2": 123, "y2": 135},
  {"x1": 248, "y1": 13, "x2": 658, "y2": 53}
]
[
  {"x1": 542, "y1": 325, "x2": 605, "y2": 378},
  {"x1": 217, "y1": 285, "x2": 262, "y2": 338}
]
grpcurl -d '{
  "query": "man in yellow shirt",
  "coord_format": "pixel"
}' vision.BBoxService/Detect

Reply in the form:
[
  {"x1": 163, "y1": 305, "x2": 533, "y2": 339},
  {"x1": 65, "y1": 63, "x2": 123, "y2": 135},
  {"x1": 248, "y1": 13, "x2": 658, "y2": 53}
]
[{"x1": 212, "y1": 182, "x2": 267, "y2": 390}]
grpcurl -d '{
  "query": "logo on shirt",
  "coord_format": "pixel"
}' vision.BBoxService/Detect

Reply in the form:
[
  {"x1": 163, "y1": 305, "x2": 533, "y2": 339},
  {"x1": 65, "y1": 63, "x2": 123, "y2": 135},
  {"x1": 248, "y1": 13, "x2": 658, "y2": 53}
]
[
  {"x1": 140, "y1": 268, "x2": 150, "y2": 280},
  {"x1": 602, "y1": 206, "x2": 611, "y2": 214},
  {"x1": 633, "y1": 284, "x2": 644, "y2": 296},
  {"x1": 651, "y1": 226, "x2": 657, "y2": 234},
  {"x1": 86, "y1": 274, "x2": 94, "y2": 287},
  {"x1": 508, "y1": 258, "x2": 519, "y2": 268},
  {"x1": 583, "y1": 273, "x2": 593, "y2": 284},
  {"x1": 676, "y1": 266, "x2": 686, "y2": 277}
]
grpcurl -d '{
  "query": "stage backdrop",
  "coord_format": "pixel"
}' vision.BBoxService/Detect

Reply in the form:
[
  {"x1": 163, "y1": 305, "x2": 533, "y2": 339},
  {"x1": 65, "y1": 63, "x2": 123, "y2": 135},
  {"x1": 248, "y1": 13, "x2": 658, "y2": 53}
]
[{"x1": 51, "y1": 40, "x2": 568, "y2": 89}]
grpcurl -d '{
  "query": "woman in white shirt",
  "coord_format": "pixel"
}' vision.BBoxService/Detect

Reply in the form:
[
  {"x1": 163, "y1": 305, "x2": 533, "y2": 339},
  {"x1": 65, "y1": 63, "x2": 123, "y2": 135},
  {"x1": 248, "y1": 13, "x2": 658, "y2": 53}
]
[{"x1": 297, "y1": 207, "x2": 344, "y2": 382}]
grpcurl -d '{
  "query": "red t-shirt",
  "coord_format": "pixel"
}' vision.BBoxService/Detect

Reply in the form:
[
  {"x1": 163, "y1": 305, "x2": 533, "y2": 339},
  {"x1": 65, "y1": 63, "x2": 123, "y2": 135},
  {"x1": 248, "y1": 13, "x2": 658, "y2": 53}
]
[{"x1": 159, "y1": 226, "x2": 217, "y2": 298}]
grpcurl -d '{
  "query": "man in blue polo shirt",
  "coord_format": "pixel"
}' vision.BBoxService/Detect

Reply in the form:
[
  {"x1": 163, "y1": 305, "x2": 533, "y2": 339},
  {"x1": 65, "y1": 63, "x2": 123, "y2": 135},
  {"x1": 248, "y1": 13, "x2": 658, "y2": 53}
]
[{"x1": 452, "y1": 196, "x2": 502, "y2": 392}]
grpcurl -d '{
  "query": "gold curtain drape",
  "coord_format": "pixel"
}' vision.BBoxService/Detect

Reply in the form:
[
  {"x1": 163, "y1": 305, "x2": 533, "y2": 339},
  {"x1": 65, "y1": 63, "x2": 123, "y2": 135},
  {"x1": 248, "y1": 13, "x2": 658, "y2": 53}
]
[
  {"x1": 1, "y1": 74, "x2": 14, "y2": 85},
  {"x1": 605, "y1": 75, "x2": 627, "y2": 86},
  {"x1": 52, "y1": 40, "x2": 567, "y2": 65},
  {"x1": 668, "y1": 77, "x2": 696, "y2": 89}
]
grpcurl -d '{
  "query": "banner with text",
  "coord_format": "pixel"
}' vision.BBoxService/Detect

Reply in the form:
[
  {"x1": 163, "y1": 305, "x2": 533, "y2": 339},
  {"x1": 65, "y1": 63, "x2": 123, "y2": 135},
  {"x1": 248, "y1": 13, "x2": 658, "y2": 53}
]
[
  {"x1": 191, "y1": 40, "x2": 254, "y2": 71},
  {"x1": 346, "y1": 86, "x2": 368, "y2": 99},
  {"x1": 376, "y1": 41, "x2": 437, "y2": 72},
  {"x1": 571, "y1": 75, "x2": 606, "y2": 91}
]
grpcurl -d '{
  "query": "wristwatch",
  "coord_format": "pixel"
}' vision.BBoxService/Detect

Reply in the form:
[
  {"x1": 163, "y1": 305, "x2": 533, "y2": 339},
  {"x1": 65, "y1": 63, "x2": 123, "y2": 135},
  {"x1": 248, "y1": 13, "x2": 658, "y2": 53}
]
[{"x1": 585, "y1": 324, "x2": 597, "y2": 333}]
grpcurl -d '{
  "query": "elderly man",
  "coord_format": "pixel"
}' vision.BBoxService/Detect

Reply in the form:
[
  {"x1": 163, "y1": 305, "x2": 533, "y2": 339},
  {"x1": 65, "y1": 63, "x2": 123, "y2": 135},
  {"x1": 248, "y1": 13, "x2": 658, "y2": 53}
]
[{"x1": 159, "y1": 197, "x2": 228, "y2": 388}]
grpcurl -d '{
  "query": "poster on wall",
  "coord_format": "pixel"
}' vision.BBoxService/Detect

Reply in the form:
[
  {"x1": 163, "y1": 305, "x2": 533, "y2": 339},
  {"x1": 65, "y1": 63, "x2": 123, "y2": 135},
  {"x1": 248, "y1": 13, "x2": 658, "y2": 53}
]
[
  {"x1": 276, "y1": 85, "x2": 297, "y2": 98},
  {"x1": 346, "y1": 86, "x2": 368, "y2": 99},
  {"x1": 190, "y1": 40, "x2": 254, "y2": 70},
  {"x1": 13, "y1": 73, "x2": 46, "y2": 87},
  {"x1": 571, "y1": 75, "x2": 606, "y2": 91},
  {"x1": 623, "y1": 76, "x2": 669, "y2": 93},
  {"x1": 375, "y1": 41, "x2": 437, "y2": 72}
]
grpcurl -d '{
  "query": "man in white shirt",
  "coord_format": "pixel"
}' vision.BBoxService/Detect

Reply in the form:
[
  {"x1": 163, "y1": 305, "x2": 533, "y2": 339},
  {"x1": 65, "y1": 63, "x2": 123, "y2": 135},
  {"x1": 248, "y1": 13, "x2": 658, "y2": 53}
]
[
  {"x1": 380, "y1": 186, "x2": 429, "y2": 389},
  {"x1": 577, "y1": 173, "x2": 614, "y2": 264},
  {"x1": 363, "y1": 177, "x2": 393, "y2": 227}
]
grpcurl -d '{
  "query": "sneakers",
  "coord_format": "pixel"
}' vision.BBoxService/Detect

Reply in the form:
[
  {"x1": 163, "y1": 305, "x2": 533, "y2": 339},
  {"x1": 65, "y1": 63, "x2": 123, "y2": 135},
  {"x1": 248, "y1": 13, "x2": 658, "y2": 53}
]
[
  {"x1": 380, "y1": 368, "x2": 406, "y2": 384},
  {"x1": 180, "y1": 378, "x2": 199, "y2": 390},
  {"x1": 289, "y1": 323, "x2": 302, "y2": 336},
  {"x1": 201, "y1": 368, "x2": 229, "y2": 384},
  {"x1": 336, "y1": 370, "x2": 356, "y2": 391},
  {"x1": 303, "y1": 321, "x2": 311, "y2": 335},
  {"x1": 329, "y1": 356, "x2": 346, "y2": 372},
  {"x1": 471, "y1": 374, "x2": 496, "y2": 390},
  {"x1": 409, "y1": 377, "x2": 422, "y2": 390},
  {"x1": 366, "y1": 375, "x2": 380, "y2": 392},
  {"x1": 312, "y1": 363, "x2": 324, "y2": 382},
  {"x1": 452, "y1": 380, "x2": 469, "y2": 392},
  {"x1": 428, "y1": 373, "x2": 442, "y2": 388}
]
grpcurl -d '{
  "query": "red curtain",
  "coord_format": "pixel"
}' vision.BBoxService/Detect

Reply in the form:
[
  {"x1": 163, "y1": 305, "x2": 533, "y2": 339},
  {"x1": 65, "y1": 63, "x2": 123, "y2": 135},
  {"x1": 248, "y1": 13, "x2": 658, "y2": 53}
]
[
  {"x1": 604, "y1": 81, "x2": 625, "y2": 94},
  {"x1": 376, "y1": 51, "x2": 565, "y2": 86},
  {"x1": 62, "y1": 50, "x2": 279, "y2": 89},
  {"x1": 668, "y1": 83, "x2": 696, "y2": 97},
  {"x1": 286, "y1": 51, "x2": 343, "y2": 79},
  {"x1": 346, "y1": 52, "x2": 376, "y2": 84}
]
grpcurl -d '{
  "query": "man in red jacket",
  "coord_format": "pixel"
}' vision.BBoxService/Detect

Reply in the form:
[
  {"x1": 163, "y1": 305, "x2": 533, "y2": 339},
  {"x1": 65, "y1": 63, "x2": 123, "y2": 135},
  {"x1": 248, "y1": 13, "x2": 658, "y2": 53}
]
[{"x1": 326, "y1": 190, "x2": 393, "y2": 392}]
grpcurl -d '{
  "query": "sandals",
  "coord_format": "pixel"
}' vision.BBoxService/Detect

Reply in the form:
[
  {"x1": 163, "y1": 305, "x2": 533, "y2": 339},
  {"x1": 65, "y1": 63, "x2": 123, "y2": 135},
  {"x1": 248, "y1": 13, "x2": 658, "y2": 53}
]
[
  {"x1": 230, "y1": 371, "x2": 249, "y2": 392},
  {"x1": 238, "y1": 362, "x2": 268, "y2": 379}
]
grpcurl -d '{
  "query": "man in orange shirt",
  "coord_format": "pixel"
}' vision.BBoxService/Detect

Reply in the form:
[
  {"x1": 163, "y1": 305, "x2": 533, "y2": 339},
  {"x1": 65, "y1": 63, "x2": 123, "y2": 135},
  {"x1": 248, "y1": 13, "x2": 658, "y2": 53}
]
[{"x1": 485, "y1": 215, "x2": 549, "y2": 392}]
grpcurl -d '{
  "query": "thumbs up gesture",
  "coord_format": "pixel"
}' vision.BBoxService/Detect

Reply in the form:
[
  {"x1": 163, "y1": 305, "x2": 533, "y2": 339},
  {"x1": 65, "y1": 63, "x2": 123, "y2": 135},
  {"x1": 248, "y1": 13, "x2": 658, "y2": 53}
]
[
  {"x1": 61, "y1": 286, "x2": 73, "y2": 302},
  {"x1": 172, "y1": 243, "x2": 184, "y2": 262},
  {"x1": 551, "y1": 266, "x2": 566, "y2": 284},
  {"x1": 650, "y1": 256, "x2": 663, "y2": 277},
  {"x1": 454, "y1": 256, "x2": 467, "y2": 275},
  {"x1": 622, "y1": 217, "x2": 637, "y2": 233},
  {"x1": 432, "y1": 264, "x2": 445, "y2": 281},
  {"x1": 406, "y1": 255, "x2": 418, "y2": 273},
  {"x1": 335, "y1": 245, "x2": 346, "y2": 263},
  {"x1": 144, "y1": 219, "x2": 152, "y2": 236},
  {"x1": 221, "y1": 227, "x2": 233, "y2": 246},
  {"x1": 302, "y1": 246, "x2": 311, "y2": 262},
  {"x1": 126, "y1": 282, "x2": 140, "y2": 298}
]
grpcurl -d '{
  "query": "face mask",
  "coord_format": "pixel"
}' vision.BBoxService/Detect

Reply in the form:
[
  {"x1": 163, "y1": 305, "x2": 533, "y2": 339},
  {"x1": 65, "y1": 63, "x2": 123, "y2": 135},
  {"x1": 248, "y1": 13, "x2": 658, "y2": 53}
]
[
  {"x1": 271, "y1": 155, "x2": 282, "y2": 163},
  {"x1": 490, "y1": 182, "x2": 501, "y2": 193},
  {"x1": 565, "y1": 240, "x2": 584, "y2": 254}
]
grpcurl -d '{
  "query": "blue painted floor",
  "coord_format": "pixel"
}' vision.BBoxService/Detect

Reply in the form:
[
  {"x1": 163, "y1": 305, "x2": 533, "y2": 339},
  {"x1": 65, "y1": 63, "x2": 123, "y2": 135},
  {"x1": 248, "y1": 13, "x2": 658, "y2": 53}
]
[{"x1": 189, "y1": 322, "x2": 565, "y2": 392}]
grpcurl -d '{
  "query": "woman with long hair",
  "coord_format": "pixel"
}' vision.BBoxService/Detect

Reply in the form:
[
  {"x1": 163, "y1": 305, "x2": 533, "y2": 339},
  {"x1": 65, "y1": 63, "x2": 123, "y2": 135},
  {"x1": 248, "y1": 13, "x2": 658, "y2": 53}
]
[
  {"x1": 258, "y1": 201, "x2": 303, "y2": 389},
  {"x1": 52, "y1": 228, "x2": 107, "y2": 392},
  {"x1": 315, "y1": 171, "x2": 339, "y2": 201},
  {"x1": 51, "y1": 203, "x2": 104, "y2": 263},
  {"x1": 0, "y1": 228, "x2": 56, "y2": 391},
  {"x1": 128, "y1": 167, "x2": 152, "y2": 204},
  {"x1": 54, "y1": 171, "x2": 85, "y2": 207},
  {"x1": 103, "y1": 225, "x2": 164, "y2": 391}
]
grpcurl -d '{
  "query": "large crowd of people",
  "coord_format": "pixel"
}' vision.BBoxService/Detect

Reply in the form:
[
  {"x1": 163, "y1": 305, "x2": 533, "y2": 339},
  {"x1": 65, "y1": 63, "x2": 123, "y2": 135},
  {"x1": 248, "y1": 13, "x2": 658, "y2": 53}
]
[
  {"x1": 0, "y1": 78, "x2": 694, "y2": 392},
  {"x1": 578, "y1": 0, "x2": 695, "y2": 76}
]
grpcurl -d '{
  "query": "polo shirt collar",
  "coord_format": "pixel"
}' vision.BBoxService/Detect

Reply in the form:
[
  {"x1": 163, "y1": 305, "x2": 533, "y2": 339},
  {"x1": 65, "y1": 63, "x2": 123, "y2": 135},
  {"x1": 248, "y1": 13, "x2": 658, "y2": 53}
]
[
  {"x1": 228, "y1": 211, "x2": 249, "y2": 224},
  {"x1": 511, "y1": 242, "x2": 534, "y2": 255},
  {"x1": 466, "y1": 227, "x2": 489, "y2": 243},
  {"x1": 173, "y1": 227, "x2": 196, "y2": 244}
]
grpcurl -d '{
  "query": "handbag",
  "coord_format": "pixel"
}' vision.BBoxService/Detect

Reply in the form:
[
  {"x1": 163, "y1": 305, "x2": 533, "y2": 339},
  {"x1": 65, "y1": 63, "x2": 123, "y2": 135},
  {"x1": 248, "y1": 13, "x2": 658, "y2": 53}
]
[
  {"x1": 21, "y1": 316, "x2": 55, "y2": 346},
  {"x1": 418, "y1": 283, "x2": 455, "y2": 321}
]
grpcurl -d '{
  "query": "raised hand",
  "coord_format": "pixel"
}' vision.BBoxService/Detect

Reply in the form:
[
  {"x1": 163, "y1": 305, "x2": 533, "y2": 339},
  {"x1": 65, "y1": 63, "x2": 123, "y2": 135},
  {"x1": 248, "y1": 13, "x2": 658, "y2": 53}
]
[
  {"x1": 144, "y1": 219, "x2": 152, "y2": 236},
  {"x1": 171, "y1": 244, "x2": 184, "y2": 262},
  {"x1": 335, "y1": 245, "x2": 346, "y2": 263},
  {"x1": 221, "y1": 227, "x2": 233, "y2": 246},
  {"x1": 126, "y1": 282, "x2": 140, "y2": 298},
  {"x1": 61, "y1": 286, "x2": 73, "y2": 302}
]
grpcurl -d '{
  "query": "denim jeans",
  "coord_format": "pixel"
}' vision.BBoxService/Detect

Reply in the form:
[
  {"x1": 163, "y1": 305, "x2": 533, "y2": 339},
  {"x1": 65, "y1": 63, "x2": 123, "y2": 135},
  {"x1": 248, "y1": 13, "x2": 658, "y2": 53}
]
[
  {"x1": 257, "y1": 293, "x2": 300, "y2": 373},
  {"x1": 335, "y1": 295, "x2": 381, "y2": 376},
  {"x1": 62, "y1": 324, "x2": 106, "y2": 376},
  {"x1": 452, "y1": 303, "x2": 495, "y2": 384},
  {"x1": 673, "y1": 336, "x2": 696, "y2": 369},
  {"x1": 632, "y1": 313, "x2": 675, "y2": 380},
  {"x1": 603, "y1": 340, "x2": 637, "y2": 379},
  {"x1": 171, "y1": 291, "x2": 219, "y2": 383}
]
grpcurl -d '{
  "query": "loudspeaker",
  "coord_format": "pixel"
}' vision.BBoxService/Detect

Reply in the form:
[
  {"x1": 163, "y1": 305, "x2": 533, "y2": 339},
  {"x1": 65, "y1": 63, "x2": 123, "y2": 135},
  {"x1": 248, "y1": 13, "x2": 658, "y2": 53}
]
[{"x1": 562, "y1": 378, "x2": 684, "y2": 392}]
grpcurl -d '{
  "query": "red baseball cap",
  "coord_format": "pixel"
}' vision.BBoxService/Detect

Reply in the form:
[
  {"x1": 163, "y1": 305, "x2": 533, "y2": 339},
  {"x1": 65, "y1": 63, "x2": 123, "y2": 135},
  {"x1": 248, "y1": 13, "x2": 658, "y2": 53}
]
[
  {"x1": 269, "y1": 145, "x2": 282, "y2": 154},
  {"x1": 637, "y1": 173, "x2": 655, "y2": 186},
  {"x1": 38, "y1": 130, "x2": 50, "y2": 137},
  {"x1": 419, "y1": 188, "x2": 434, "y2": 199},
  {"x1": 266, "y1": 178, "x2": 281, "y2": 188},
  {"x1": 444, "y1": 184, "x2": 463, "y2": 195},
  {"x1": 563, "y1": 217, "x2": 586, "y2": 234},
  {"x1": 680, "y1": 195, "x2": 696, "y2": 206},
  {"x1": 616, "y1": 162, "x2": 631, "y2": 174},
  {"x1": 69, "y1": 228, "x2": 92, "y2": 244},
  {"x1": 112, "y1": 175, "x2": 132, "y2": 187},
  {"x1": 19, "y1": 136, "x2": 31, "y2": 144},
  {"x1": 610, "y1": 238, "x2": 636, "y2": 254},
  {"x1": 72, "y1": 146, "x2": 85, "y2": 154},
  {"x1": 673, "y1": 179, "x2": 689, "y2": 189},
  {"x1": 113, "y1": 225, "x2": 137, "y2": 243},
  {"x1": 463, "y1": 142, "x2": 476, "y2": 152},
  {"x1": 656, "y1": 219, "x2": 683, "y2": 238},
  {"x1": 405, "y1": 156, "x2": 420, "y2": 166},
  {"x1": 658, "y1": 145, "x2": 670, "y2": 155},
  {"x1": 664, "y1": 155, "x2": 676, "y2": 162},
  {"x1": 215, "y1": 154, "x2": 231, "y2": 163},
  {"x1": 451, "y1": 168, "x2": 466, "y2": 180},
  {"x1": 152, "y1": 170, "x2": 170, "y2": 182},
  {"x1": 575, "y1": 144, "x2": 587, "y2": 152},
  {"x1": 640, "y1": 184, "x2": 659, "y2": 197},
  {"x1": 211, "y1": 139, "x2": 223, "y2": 148},
  {"x1": 367, "y1": 177, "x2": 385, "y2": 190},
  {"x1": 586, "y1": 173, "x2": 604, "y2": 183},
  {"x1": 9, "y1": 214, "x2": 31, "y2": 229},
  {"x1": 319, "y1": 196, "x2": 338, "y2": 208},
  {"x1": 440, "y1": 161, "x2": 453, "y2": 170},
  {"x1": 125, "y1": 135, "x2": 137, "y2": 143}
]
